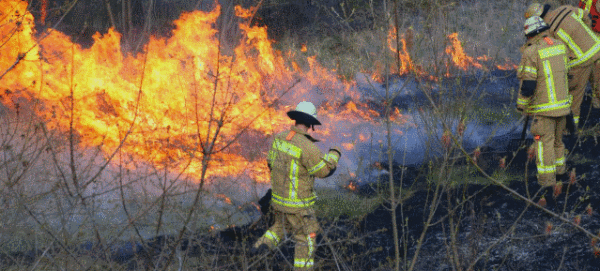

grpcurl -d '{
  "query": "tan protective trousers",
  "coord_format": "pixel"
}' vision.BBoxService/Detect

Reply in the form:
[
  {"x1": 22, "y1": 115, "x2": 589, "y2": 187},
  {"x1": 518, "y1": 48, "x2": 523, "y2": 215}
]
[
  {"x1": 569, "y1": 63, "x2": 594, "y2": 126},
  {"x1": 253, "y1": 209, "x2": 319, "y2": 270},
  {"x1": 530, "y1": 115, "x2": 567, "y2": 186}
]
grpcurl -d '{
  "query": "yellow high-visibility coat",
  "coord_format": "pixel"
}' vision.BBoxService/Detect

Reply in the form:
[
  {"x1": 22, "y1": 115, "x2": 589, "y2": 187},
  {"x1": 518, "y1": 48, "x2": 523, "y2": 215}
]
[
  {"x1": 544, "y1": 5, "x2": 600, "y2": 68},
  {"x1": 517, "y1": 32, "x2": 571, "y2": 117},
  {"x1": 267, "y1": 125, "x2": 340, "y2": 214}
]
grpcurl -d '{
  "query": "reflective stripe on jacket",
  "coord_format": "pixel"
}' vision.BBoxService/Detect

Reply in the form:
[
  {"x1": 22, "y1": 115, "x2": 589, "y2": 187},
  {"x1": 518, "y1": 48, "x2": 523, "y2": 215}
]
[
  {"x1": 517, "y1": 33, "x2": 571, "y2": 117},
  {"x1": 544, "y1": 5, "x2": 600, "y2": 68},
  {"x1": 267, "y1": 125, "x2": 339, "y2": 213},
  {"x1": 579, "y1": 0, "x2": 600, "y2": 33}
]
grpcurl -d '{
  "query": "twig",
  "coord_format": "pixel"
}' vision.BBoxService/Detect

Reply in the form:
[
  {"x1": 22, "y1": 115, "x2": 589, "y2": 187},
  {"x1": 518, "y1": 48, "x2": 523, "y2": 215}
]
[
  {"x1": 322, "y1": 235, "x2": 350, "y2": 271},
  {"x1": 29, "y1": 241, "x2": 54, "y2": 271},
  {"x1": 557, "y1": 245, "x2": 568, "y2": 271}
]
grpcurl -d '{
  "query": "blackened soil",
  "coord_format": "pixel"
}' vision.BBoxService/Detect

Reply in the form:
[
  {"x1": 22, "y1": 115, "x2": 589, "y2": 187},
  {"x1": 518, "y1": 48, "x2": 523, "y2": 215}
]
[{"x1": 353, "y1": 99, "x2": 600, "y2": 270}]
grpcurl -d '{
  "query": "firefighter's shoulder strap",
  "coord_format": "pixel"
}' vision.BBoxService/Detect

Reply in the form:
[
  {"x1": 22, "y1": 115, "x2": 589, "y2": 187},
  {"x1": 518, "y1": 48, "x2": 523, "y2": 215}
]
[{"x1": 285, "y1": 130, "x2": 296, "y2": 141}]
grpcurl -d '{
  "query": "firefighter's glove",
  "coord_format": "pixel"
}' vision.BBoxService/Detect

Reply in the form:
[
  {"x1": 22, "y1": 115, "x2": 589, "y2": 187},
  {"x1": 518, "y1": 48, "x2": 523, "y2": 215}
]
[{"x1": 329, "y1": 147, "x2": 342, "y2": 158}]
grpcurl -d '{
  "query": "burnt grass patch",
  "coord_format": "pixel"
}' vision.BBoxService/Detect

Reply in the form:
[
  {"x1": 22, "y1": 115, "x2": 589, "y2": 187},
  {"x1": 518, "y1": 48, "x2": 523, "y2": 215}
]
[
  {"x1": 229, "y1": 98, "x2": 600, "y2": 269},
  {"x1": 348, "y1": 100, "x2": 600, "y2": 270},
  {"x1": 189, "y1": 103, "x2": 600, "y2": 270}
]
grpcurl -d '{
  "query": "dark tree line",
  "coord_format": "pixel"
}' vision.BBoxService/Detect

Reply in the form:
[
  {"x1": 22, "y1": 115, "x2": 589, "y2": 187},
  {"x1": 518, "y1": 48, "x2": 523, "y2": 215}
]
[{"x1": 25, "y1": 0, "x2": 384, "y2": 51}]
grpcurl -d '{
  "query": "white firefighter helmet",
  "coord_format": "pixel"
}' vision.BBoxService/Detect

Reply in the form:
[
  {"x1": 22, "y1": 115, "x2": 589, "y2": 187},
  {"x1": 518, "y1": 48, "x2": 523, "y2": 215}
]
[
  {"x1": 287, "y1": 101, "x2": 321, "y2": 125},
  {"x1": 524, "y1": 16, "x2": 549, "y2": 36},
  {"x1": 525, "y1": 2, "x2": 545, "y2": 19}
]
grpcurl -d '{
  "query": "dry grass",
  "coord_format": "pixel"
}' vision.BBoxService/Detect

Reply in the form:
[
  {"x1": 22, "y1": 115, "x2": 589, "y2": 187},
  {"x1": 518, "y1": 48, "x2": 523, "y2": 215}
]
[{"x1": 281, "y1": 0, "x2": 530, "y2": 81}]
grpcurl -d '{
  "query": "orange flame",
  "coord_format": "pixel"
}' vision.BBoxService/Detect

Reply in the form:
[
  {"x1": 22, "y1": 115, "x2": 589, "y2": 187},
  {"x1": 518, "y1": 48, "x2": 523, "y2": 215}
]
[
  {"x1": 386, "y1": 29, "x2": 514, "y2": 78},
  {"x1": 342, "y1": 143, "x2": 354, "y2": 150},
  {"x1": 445, "y1": 33, "x2": 482, "y2": 71},
  {"x1": 346, "y1": 180, "x2": 358, "y2": 191},
  {"x1": 1, "y1": 1, "x2": 293, "y2": 183},
  {"x1": 215, "y1": 194, "x2": 233, "y2": 205},
  {"x1": 1, "y1": 1, "x2": 414, "y2": 185},
  {"x1": 358, "y1": 133, "x2": 369, "y2": 142},
  {"x1": 496, "y1": 61, "x2": 518, "y2": 70},
  {"x1": 234, "y1": 5, "x2": 257, "y2": 18},
  {"x1": 389, "y1": 107, "x2": 409, "y2": 124},
  {"x1": 1, "y1": 1, "x2": 515, "y2": 187},
  {"x1": 339, "y1": 101, "x2": 380, "y2": 122},
  {"x1": 387, "y1": 26, "x2": 416, "y2": 75}
]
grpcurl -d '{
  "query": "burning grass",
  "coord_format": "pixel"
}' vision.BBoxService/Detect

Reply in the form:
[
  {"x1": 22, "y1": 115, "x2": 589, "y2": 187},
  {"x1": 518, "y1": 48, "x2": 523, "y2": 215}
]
[{"x1": 285, "y1": 0, "x2": 526, "y2": 81}]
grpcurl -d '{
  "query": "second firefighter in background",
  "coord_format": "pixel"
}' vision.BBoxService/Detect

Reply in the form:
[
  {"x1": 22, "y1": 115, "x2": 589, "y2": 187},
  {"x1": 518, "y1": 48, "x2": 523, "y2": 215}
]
[
  {"x1": 525, "y1": 2, "x2": 600, "y2": 127},
  {"x1": 517, "y1": 16, "x2": 571, "y2": 187},
  {"x1": 579, "y1": 0, "x2": 600, "y2": 109}
]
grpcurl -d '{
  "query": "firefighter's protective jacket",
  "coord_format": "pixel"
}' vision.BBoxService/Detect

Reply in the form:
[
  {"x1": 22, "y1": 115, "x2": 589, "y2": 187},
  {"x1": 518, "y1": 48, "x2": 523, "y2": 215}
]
[
  {"x1": 580, "y1": 0, "x2": 600, "y2": 32},
  {"x1": 517, "y1": 32, "x2": 571, "y2": 117},
  {"x1": 267, "y1": 125, "x2": 340, "y2": 214},
  {"x1": 544, "y1": 5, "x2": 600, "y2": 68}
]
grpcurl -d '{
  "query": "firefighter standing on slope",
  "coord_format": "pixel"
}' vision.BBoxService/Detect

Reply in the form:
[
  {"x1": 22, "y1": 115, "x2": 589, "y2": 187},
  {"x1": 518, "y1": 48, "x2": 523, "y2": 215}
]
[
  {"x1": 579, "y1": 0, "x2": 600, "y2": 109},
  {"x1": 517, "y1": 16, "x2": 571, "y2": 187},
  {"x1": 251, "y1": 101, "x2": 341, "y2": 270},
  {"x1": 525, "y1": 2, "x2": 600, "y2": 128}
]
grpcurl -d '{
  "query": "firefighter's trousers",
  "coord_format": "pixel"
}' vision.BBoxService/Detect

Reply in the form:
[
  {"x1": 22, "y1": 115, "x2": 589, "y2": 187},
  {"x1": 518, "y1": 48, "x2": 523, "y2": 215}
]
[
  {"x1": 254, "y1": 209, "x2": 319, "y2": 270},
  {"x1": 569, "y1": 63, "x2": 594, "y2": 126},
  {"x1": 530, "y1": 115, "x2": 567, "y2": 186}
]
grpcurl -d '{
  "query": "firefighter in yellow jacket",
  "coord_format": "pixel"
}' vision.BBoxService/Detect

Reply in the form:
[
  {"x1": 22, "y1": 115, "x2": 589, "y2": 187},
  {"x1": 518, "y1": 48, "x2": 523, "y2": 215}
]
[
  {"x1": 517, "y1": 16, "x2": 571, "y2": 186},
  {"x1": 252, "y1": 101, "x2": 341, "y2": 270},
  {"x1": 526, "y1": 3, "x2": 600, "y2": 127},
  {"x1": 579, "y1": 0, "x2": 600, "y2": 109}
]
